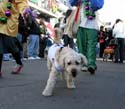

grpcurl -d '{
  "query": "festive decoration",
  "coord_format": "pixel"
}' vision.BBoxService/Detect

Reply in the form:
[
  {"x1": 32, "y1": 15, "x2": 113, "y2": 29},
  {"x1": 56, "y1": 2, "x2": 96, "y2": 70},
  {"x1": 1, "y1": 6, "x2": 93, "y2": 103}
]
[
  {"x1": 0, "y1": 0, "x2": 12, "y2": 24},
  {"x1": 84, "y1": 0, "x2": 96, "y2": 20},
  {"x1": 0, "y1": 17, "x2": 7, "y2": 24}
]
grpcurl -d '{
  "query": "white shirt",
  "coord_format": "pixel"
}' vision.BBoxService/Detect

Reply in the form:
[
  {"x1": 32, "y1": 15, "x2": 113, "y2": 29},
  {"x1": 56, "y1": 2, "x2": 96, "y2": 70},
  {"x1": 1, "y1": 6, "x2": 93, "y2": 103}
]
[
  {"x1": 113, "y1": 22, "x2": 125, "y2": 39},
  {"x1": 79, "y1": 4, "x2": 99, "y2": 30}
]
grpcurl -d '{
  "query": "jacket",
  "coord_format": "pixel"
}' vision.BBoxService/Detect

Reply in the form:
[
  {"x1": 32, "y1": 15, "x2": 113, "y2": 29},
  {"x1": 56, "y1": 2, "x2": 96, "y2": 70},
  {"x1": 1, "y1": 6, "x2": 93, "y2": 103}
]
[{"x1": 0, "y1": 0, "x2": 29, "y2": 37}]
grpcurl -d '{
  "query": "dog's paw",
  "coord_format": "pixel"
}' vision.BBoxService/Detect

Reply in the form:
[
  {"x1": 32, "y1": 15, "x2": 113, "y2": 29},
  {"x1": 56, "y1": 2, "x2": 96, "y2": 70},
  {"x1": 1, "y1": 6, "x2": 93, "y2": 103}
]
[{"x1": 42, "y1": 90, "x2": 52, "y2": 96}]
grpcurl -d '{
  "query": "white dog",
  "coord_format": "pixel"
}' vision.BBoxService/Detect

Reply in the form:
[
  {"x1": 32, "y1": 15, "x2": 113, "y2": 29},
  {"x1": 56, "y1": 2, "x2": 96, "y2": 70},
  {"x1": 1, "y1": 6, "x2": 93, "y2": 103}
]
[{"x1": 42, "y1": 44, "x2": 87, "y2": 96}]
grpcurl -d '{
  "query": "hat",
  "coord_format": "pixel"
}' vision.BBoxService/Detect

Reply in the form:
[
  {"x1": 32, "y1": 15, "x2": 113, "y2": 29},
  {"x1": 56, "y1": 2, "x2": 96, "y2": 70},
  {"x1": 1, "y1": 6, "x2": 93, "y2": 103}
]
[{"x1": 23, "y1": 7, "x2": 32, "y2": 15}]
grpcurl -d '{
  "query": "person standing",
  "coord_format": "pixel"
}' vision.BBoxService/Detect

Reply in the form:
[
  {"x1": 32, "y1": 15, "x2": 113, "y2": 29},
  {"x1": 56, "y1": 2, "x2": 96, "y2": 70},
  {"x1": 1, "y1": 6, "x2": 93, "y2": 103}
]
[
  {"x1": 0, "y1": 0, "x2": 29, "y2": 77},
  {"x1": 24, "y1": 10, "x2": 41, "y2": 60},
  {"x1": 75, "y1": 0, "x2": 104, "y2": 74},
  {"x1": 62, "y1": 9, "x2": 74, "y2": 49},
  {"x1": 113, "y1": 19, "x2": 125, "y2": 63},
  {"x1": 98, "y1": 26, "x2": 106, "y2": 58}
]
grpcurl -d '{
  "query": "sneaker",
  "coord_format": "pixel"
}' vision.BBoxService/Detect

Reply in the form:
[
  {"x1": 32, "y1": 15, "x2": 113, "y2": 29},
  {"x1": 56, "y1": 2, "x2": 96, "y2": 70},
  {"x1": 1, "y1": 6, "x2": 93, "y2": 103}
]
[
  {"x1": 81, "y1": 66, "x2": 88, "y2": 72},
  {"x1": 28, "y1": 57, "x2": 36, "y2": 60},
  {"x1": 88, "y1": 67, "x2": 95, "y2": 75},
  {"x1": 22, "y1": 58, "x2": 27, "y2": 60},
  {"x1": 11, "y1": 64, "x2": 23, "y2": 74},
  {"x1": 35, "y1": 56, "x2": 41, "y2": 59}
]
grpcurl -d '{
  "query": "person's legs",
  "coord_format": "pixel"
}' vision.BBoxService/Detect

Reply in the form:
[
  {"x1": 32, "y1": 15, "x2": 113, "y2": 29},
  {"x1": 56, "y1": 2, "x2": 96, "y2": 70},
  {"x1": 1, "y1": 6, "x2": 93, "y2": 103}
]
[
  {"x1": 63, "y1": 34, "x2": 69, "y2": 47},
  {"x1": 33, "y1": 35, "x2": 39, "y2": 58},
  {"x1": 17, "y1": 33, "x2": 23, "y2": 59},
  {"x1": 23, "y1": 42, "x2": 28, "y2": 58},
  {"x1": 77, "y1": 27, "x2": 88, "y2": 71},
  {"x1": 0, "y1": 54, "x2": 3, "y2": 77},
  {"x1": 69, "y1": 37, "x2": 74, "y2": 49},
  {"x1": 114, "y1": 45, "x2": 119, "y2": 63},
  {"x1": 0, "y1": 34, "x2": 4, "y2": 75},
  {"x1": 11, "y1": 52, "x2": 23, "y2": 74},
  {"x1": 39, "y1": 38, "x2": 45, "y2": 58},
  {"x1": 87, "y1": 28, "x2": 98, "y2": 74},
  {"x1": 27, "y1": 34, "x2": 36, "y2": 58},
  {"x1": 119, "y1": 38, "x2": 124, "y2": 63},
  {"x1": 99, "y1": 43, "x2": 105, "y2": 58},
  {"x1": 77, "y1": 27, "x2": 87, "y2": 55}
]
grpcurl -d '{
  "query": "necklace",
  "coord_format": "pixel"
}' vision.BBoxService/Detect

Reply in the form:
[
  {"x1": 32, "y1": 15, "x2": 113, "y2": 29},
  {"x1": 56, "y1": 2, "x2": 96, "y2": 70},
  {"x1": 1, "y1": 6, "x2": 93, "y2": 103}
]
[
  {"x1": 84, "y1": 0, "x2": 96, "y2": 20},
  {"x1": 0, "y1": 0, "x2": 12, "y2": 24}
]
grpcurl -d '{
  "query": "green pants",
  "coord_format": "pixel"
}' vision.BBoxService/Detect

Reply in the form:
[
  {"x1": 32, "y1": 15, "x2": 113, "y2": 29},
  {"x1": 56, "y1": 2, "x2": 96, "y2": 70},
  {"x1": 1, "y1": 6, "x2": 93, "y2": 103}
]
[{"x1": 77, "y1": 27, "x2": 98, "y2": 69}]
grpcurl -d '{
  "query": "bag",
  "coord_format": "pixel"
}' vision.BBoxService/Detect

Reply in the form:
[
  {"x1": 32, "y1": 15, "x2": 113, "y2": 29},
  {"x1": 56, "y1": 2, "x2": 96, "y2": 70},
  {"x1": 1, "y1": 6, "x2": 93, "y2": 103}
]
[
  {"x1": 99, "y1": 39, "x2": 104, "y2": 43},
  {"x1": 64, "y1": 7, "x2": 80, "y2": 38},
  {"x1": 72, "y1": 3, "x2": 81, "y2": 37},
  {"x1": 90, "y1": 0, "x2": 104, "y2": 11}
]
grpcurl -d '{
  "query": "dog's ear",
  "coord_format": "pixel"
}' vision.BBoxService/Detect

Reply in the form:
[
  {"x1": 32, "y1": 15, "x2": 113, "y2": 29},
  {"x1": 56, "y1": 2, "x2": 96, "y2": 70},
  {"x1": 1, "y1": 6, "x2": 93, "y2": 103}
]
[{"x1": 78, "y1": 53, "x2": 88, "y2": 65}]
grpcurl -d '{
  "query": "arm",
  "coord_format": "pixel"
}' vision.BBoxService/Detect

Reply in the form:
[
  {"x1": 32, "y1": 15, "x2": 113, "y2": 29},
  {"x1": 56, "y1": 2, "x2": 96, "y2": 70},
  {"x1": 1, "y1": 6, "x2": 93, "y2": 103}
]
[{"x1": 15, "y1": 0, "x2": 29, "y2": 16}]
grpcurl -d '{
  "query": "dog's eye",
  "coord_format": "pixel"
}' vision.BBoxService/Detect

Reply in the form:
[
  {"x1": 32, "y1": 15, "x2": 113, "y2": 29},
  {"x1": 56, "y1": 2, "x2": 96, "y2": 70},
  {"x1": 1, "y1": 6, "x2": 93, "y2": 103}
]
[
  {"x1": 75, "y1": 61, "x2": 80, "y2": 65},
  {"x1": 67, "y1": 62, "x2": 71, "y2": 65}
]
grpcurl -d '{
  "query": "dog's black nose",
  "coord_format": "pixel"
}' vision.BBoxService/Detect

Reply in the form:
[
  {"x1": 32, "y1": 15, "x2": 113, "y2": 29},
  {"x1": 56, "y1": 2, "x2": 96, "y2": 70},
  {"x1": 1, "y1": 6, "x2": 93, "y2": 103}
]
[{"x1": 71, "y1": 69, "x2": 77, "y2": 77}]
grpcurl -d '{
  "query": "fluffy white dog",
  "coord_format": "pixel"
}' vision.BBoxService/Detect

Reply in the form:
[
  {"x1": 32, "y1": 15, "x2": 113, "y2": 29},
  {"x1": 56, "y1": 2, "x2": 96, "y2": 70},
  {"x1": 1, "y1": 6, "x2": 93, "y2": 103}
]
[{"x1": 42, "y1": 44, "x2": 87, "y2": 96}]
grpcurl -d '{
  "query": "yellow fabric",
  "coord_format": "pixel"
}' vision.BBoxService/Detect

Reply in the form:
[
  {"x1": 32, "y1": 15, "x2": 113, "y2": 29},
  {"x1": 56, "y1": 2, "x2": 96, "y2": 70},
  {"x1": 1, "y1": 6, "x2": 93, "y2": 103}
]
[{"x1": 0, "y1": 0, "x2": 29, "y2": 37}]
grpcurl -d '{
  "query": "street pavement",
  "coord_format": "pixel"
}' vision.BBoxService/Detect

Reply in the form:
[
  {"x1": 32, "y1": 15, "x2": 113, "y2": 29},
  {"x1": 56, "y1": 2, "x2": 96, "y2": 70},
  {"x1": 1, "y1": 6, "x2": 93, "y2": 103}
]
[{"x1": 0, "y1": 59, "x2": 125, "y2": 109}]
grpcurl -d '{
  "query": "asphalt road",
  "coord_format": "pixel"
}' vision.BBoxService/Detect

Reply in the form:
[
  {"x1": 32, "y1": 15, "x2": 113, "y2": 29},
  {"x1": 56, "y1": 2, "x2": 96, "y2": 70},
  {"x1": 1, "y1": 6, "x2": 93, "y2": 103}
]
[{"x1": 0, "y1": 59, "x2": 125, "y2": 109}]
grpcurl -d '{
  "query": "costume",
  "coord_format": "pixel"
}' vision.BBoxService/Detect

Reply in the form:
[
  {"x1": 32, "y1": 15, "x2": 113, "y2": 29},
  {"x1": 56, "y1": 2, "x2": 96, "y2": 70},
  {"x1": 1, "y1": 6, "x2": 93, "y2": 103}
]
[
  {"x1": 0, "y1": 0, "x2": 29, "y2": 76},
  {"x1": 76, "y1": 1, "x2": 103, "y2": 74}
]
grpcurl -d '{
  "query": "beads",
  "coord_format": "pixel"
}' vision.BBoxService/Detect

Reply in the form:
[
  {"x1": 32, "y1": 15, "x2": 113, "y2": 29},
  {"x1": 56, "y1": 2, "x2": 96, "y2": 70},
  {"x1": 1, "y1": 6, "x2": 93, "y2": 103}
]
[
  {"x1": 0, "y1": 17, "x2": 7, "y2": 24},
  {"x1": 0, "y1": 0, "x2": 12, "y2": 24},
  {"x1": 7, "y1": 2, "x2": 12, "y2": 9},
  {"x1": 84, "y1": 0, "x2": 96, "y2": 20},
  {"x1": 5, "y1": 10, "x2": 11, "y2": 17}
]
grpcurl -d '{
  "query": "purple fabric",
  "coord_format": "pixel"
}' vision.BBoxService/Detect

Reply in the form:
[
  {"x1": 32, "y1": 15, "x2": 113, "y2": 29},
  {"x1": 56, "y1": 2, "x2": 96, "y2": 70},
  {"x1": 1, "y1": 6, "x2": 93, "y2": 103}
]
[
  {"x1": 23, "y1": 8, "x2": 32, "y2": 16},
  {"x1": 32, "y1": 11, "x2": 38, "y2": 18}
]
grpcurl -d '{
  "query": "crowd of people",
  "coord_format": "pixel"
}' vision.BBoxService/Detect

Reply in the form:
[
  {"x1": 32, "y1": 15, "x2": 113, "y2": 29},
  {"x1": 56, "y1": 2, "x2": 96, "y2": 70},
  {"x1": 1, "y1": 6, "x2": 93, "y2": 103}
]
[
  {"x1": 0, "y1": 0, "x2": 125, "y2": 78},
  {"x1": 97, "y1": 19, "x2": 125, "y2": 63},
  {"x1": 2, "y1": 9, "x2": 76, "y2": 61}
]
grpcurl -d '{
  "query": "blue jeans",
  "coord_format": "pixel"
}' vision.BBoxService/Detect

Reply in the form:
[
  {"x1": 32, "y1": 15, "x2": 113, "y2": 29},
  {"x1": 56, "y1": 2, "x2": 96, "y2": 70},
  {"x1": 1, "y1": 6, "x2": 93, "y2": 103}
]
[{"x1": 28, "y1": 34, "x2": 39, "y2": 57}]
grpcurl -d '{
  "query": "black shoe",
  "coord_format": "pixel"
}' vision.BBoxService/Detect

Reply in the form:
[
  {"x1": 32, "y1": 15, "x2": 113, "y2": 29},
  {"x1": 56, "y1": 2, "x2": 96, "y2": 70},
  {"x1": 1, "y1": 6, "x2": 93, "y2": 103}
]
[
  {"x1": 119, "y1": 61, "x2": 123, "y2": 63},
  {"x1": 114, "y1": 61, "x2": 118, "y2": 63},
  {"x1": 88, "y1": 67, "x2": 95, "y2": 75}
]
